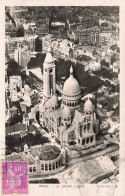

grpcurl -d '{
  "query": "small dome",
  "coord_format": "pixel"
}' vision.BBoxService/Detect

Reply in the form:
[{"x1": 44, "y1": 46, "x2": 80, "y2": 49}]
[
  {"x1": 63, "y1": 66, "x2": 80, "y2": 96},
  {"x1": 44, "y1": 48, "x2": 53, "y2": 63},
  {"x1": 44, "y1": 94, "x2": 58, "y2": 109},
  {"x1": 51, "y1": 94, "x2": 58, "y2": 107},
  {"x1": 63, "y1": 106, "x2": 71, "y2": 117},
  {"x1": 84, "y1": 98, "x2": 93, "y2": 112}
]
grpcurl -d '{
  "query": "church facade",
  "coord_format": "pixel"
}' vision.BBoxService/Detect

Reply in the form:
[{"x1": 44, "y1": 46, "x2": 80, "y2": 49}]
[{"x1": 39, "y1": 48, "x2": 99, "y2": 150}]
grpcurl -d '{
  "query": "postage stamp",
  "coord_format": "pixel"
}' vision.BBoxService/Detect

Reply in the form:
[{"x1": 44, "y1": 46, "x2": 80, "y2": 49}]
[{"x1": 2, "y1": 161, "x2": 28, "y2": 194}]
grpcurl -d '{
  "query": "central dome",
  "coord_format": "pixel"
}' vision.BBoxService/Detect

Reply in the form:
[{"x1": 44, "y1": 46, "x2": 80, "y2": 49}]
[
  {"x1": 62, "y1": 66, "x2": 81, "y2": 110},
  {"x1": 63, "y1": 76, "x2": 80, "y2": 95},
  {"x1": 63, "y1": 66, "x2": 81, "y2": 96}
]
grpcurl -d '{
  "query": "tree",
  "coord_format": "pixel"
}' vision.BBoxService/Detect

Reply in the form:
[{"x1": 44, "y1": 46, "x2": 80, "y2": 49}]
[
  {"x1": 101, "y1": 59, "x2": 109, "y2": 67},
  {"x1": 9, "y1": 114, "x2": 23, "y2": 126},
  {"x1": 7, "y1": 59, "x2": 21, "y2": 80},
  {"x1": 101, "y1": 22, "x2": 108, "y2": 27},
  {"x1": 17, "y1": 25, "x2": 24, "y2": 37},
  {"x1": 110, "y1": 54, "x2": 116, "y2": 65},
  {"x1": 6, "y1": 135, "x2": 15, "y2": 148}
]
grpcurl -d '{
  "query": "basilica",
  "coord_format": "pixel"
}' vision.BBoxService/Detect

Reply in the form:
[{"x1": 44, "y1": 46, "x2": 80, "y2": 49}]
[{"x1": 39, "y1": 48, "x2": 99, "y2": 150}]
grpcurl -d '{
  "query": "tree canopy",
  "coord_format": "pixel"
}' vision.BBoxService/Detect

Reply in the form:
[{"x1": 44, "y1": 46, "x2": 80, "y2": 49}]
[{"x1": 7, "y1": 59, "x2": 22, "y2": 80}]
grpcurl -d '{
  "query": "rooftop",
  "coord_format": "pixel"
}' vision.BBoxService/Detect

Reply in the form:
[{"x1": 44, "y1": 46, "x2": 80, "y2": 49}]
[
  {"x1": 6, "y1": 123, "x2": 27, "y2": 134},
  {"x1": 30, "y1": 145, "x2": 61, "y2": 160}
]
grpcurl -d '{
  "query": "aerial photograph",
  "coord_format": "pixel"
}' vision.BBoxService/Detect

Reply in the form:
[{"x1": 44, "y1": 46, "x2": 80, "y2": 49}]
[{"x1": 5, "y1": 6, "x2": 119, "y2": 185}]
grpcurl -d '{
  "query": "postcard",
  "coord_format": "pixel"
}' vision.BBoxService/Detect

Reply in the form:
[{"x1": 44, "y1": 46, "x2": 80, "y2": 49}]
[{"x1": 0, "y1": 0, "x2": 125, "y2": 196}]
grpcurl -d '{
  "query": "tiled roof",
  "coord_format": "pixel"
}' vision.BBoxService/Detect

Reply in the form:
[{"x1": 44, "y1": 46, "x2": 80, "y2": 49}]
[
  {"x1": 6, "y1": 123, "x2": 27, "y2": 134},
  {"x1": 29, "y1": 125, "x2": 37, "y2": 132}
]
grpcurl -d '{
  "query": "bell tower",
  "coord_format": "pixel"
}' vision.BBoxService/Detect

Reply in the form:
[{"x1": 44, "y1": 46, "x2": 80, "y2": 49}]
[{"x1": 43, "y1": 48, "x2": 56, "y2": 100}]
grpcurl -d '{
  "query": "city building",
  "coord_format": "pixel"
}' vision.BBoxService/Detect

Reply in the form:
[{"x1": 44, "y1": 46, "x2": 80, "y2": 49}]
[
  {"x1": 36, "y1": 18, "x2": 50, "y2": 36},
  {"x1": 29, "y1": 90, "x2": 39, "y2": 107},
  {"x1": 67, "y1": 30, "x2": 79, "y2": 43},
  {"x1": 14, "y1": 47, "x2": 31, "y2": 67},
  {"x1": 23, "y1": 23, "x2": 37, "y2": 36},
  {"x1": 78, "y1": 28, "x2": 100, "y2": 46},
  {"x1": 6, "y1": 36, "x2": 37, "y2": 58},
  {"x1": 5, "y1": 22, "x2": 17, "y2": 38},
  {"x1": 9, "y1": 75, "x2": 22, "y2": 102},
  {"x1": 100, "y1": 30, "x2": 112, "y2": 45},
  {"x1": 51, "y1": 20, "x2": 65, "y2": 27},
  {"x1": 66, "y1": 17, "x2": 80, "y2": 31},
  {"x1": 6, "y1": 143, "x2": 66, "y2": 175},
  {"x1": 39, "y1": 49, "x2": 100, "y2": 149},
  {"x1": 6, "y1": 123, "x2": 27, "y2": 137},
  {"x1": 112, "y1": 61, "x2": 119, "y2": 73},
  {"x1": 89, "y1": 60, "x2": 101, "y2": 71},
  {"x1": 42, "y1": 34, "x2": 54, "y2": 53}
]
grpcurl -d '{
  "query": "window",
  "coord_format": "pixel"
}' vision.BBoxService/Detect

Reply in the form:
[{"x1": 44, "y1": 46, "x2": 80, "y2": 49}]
[
  {"x1": 87, "y1": 123, "x2": 90, "y2": 130},
  {"x1": 80, "y1": 126, "x2": 82, "y2": 137},
  {"x1": 86, "y1": 138, "x2": 89, "y2": 144},
  {"x1": 57, "y1": 129, "x2": 60, "y2": 138},
  {"x1": 53, "y1": 163, "x2": 55, "y2": 170},
  {"x1": 41, "y1": 164, "x2": 44, "y2": 170},
  {"x1": 93, "y1": 124, "x2": 96, "y2": 132},
  {"x1": 33, "y1": 167, "x2": 36, "y2": 172},
  {"x1": 29, "y1": 167, "x2": 32, "y2": 172},
  {"x1": 56, "y1": 162, "x2": 58, "y2": 168},
  {"x1": 45, "y1": 164, "x2": 48, "y2": 171},
  {"x1": 82, "y1": 139, "x2": 85, "y2": 145},
  {"x1": 58, "y1": 117, "x2": 61, "y2": 127},
  {"x1": 90, "y1": 137, "x2": 93, "y2": 143},
  {"x1": 49, "y1": 69, "x2": 52, "y2": 73},
  {"x1": 49, "y1": 164, "x2": 51, "y2": 170}
]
